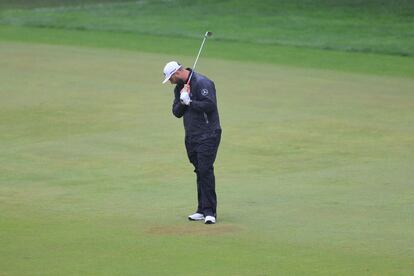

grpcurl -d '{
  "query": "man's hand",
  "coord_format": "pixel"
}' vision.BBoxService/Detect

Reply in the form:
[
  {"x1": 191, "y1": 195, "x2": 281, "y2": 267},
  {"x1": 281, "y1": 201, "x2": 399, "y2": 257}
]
[
  {"x1": 180, "y1": 91, "x2": 191, "y2": 105},
  {"x1": 184, "y1": 84, "x2": 190, "y2": 92}
]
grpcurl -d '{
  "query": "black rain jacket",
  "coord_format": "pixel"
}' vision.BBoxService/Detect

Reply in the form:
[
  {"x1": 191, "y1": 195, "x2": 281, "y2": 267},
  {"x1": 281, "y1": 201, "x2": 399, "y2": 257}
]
[{"x1": 172, "y1": 69, "x2": 221, "y2": 138}]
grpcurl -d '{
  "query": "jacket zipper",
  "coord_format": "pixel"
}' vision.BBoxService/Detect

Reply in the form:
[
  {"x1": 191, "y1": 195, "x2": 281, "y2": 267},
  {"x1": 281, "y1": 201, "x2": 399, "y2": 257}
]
[{"x1": 203, "y1": 112, "x2": 209, "y2": 124}]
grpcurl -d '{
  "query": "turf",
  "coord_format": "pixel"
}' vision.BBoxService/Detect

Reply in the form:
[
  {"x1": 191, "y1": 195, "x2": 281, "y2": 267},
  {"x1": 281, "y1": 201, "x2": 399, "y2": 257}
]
[
  {"x1": 1, "y1": 0, "x2": 414, "y2": 56},
  {"x1": 1, "y1": 25, "x2": 414, "y2": 79},
  {"x1": 1, "y1": 42, "x2": 413, "y2": 275},
  {"x1": 1, "y1": 0, "x2": 414, "y2": 274}
]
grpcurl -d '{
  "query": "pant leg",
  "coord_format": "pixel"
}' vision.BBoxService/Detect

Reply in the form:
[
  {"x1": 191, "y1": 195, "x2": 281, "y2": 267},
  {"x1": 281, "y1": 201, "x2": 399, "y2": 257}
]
[
  {"x1": 196, "y1": 130, "x2": 221, "y2": 217},
  {"x1": 185, "y1": 138, "x2": 203, "y2": 213}
]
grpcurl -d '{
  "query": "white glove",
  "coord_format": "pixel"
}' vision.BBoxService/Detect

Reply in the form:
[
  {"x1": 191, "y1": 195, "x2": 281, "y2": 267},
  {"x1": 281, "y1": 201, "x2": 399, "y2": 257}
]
[{"x1": 180, "y1": 91, "x2": 191, "y2": 105}]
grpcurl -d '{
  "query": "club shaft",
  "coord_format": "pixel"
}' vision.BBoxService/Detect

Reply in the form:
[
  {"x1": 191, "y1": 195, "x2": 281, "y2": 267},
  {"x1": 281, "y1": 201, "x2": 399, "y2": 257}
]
[{"x1": 187, "y1": 34, "x2": 209, "y2": 85}]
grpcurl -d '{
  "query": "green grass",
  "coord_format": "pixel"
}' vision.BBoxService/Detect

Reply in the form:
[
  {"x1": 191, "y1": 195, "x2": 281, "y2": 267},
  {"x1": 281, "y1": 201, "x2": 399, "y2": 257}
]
[
  {"x1": 1, "y1": 0, "x2": 413, "y2": 78},
  {"x1": 1, "y1": 0, "x2": 413, "y2": 56},
  {"x1": 0, "y1": 0, "x2": 124, "y2": 9},
  {"x1": 1, "y1": 25, "x2": 414, "y2": 79},
  {"x1": 1, "y1": 41, "x2": 414, "y2": 275},
  {"x1": 1, "y1": 1, "x2": 414, "y2": 274}
]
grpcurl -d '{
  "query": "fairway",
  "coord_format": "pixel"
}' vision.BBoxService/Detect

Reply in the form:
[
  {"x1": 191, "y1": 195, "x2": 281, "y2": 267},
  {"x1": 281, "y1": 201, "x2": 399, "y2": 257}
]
[{"x1": 1, "y1": 41, "x2": 413, "y2": 274}]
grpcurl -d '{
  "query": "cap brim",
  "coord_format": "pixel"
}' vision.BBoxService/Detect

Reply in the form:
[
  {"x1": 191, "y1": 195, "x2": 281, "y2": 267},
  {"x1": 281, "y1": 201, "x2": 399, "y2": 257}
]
[
  {"x1": 162, "y1": 74, "x2": 172, "y2": 84},
  {"x1": 162, "y1": 68, "x2": 177, "y2": 84},
  {"x1": 161, "y1": 66, "x2": 181, "y2": 84}
]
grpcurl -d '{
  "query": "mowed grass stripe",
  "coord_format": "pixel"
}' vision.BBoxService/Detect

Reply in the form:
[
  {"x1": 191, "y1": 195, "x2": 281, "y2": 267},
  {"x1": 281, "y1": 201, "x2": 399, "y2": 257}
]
[{"x1": 1, "y1": 26, "x2": 414, "y2": 79}]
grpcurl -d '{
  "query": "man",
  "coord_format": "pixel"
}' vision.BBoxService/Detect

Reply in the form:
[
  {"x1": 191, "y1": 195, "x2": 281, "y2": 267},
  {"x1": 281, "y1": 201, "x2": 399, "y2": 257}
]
[{"x1": 162, "y1": 61, "x2": 222, "y2": 224}]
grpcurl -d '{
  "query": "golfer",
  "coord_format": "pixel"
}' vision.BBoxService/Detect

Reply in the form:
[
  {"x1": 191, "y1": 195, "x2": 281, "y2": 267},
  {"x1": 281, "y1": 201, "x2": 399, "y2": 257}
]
[{"x1": 162, "y1": 61, "x2": 222, "y2": 224}]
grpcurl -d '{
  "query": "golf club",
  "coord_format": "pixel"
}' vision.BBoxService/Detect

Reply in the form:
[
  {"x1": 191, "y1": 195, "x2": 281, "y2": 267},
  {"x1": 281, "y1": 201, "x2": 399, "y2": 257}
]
[{"x1": 187, "y1": 31, "x2": 213, "y2": 85}]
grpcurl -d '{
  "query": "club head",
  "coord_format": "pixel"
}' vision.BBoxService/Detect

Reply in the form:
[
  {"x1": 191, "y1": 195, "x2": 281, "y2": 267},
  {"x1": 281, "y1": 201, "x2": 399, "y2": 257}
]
[{"x1": 205, "y1": 31, "x2": 213, "y2": 37}]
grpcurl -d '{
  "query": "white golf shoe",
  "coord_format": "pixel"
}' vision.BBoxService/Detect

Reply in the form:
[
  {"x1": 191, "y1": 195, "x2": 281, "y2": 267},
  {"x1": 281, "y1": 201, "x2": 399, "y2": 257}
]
[
  {"x1": 204, "y1": 216, "x2": 216, "y2": 224},
  {"x1": 188, "y1": 213, "x2": 204, "y2": 221}
]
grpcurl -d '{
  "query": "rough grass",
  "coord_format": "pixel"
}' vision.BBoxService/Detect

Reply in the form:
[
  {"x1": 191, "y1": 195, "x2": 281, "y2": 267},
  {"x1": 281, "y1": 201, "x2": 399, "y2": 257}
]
[
  {"x1": 1, "y1": 42, "x2": 413, "y2": 275},
  {"x1": 0, "y1": 0, "x2": 125, "y2": 9},
  {"x1": 1, "y1": 0, "x2": 413, "y2": 56},
  {"x1": 1, "y1": 25, "x2": 413, "y2": 79}
]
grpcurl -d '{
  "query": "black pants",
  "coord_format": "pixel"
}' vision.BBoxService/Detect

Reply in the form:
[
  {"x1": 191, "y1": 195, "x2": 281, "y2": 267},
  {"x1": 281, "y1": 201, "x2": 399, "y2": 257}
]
[{"x1": 185, "y1": 129, "x2": 221, "y2": 217}]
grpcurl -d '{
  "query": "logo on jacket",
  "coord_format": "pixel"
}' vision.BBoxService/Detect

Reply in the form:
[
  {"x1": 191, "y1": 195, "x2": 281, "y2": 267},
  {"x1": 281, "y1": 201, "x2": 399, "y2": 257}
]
[{"x1": 201, "y1": 89, "x2": 209, "y2": 96}]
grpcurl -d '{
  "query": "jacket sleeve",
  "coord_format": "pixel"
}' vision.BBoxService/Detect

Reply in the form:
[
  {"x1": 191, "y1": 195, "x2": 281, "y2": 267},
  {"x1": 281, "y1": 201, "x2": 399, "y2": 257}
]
[
  {"x1": 172, "y1": 88, "x2": 187, "y2": 118},
  {"x1": 190, "y1": 80, "x2": 217, "y2": 113}
]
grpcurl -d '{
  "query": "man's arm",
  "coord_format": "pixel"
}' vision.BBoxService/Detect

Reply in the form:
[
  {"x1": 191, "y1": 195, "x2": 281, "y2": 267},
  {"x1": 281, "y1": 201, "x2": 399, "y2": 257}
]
[
  {"x1": 172, "y1": 88, "x2": 187, "y2": 118},
  {"x1": 190, "y1": 80, "x2": 217, "y2": 113}
]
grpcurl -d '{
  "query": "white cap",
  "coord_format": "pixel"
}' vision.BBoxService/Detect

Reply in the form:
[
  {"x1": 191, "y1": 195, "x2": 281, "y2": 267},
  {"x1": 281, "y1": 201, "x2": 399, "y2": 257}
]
[{"x1": 162, "y1": 61, "x2": 181, "y2": 84}]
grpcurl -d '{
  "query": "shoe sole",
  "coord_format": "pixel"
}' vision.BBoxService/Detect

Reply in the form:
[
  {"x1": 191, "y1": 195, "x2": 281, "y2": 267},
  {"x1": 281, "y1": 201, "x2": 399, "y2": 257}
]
[
  {"x1": 188, "y1": 217, "x2": 204, "y2": 221},
  {"x1": 205, "y1": 220, "x2": 215, "y2": 224}
]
